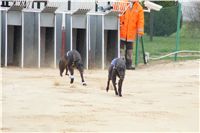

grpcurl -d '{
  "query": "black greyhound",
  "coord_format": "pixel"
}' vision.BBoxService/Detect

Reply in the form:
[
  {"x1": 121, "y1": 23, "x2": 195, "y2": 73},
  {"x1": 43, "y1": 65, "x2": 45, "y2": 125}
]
[
  {"x1": 106, "y1": 58, "x2": 126, "y2": 97},
  {"x1": 59, "y1": 50, "x2": 86, "y2": 86}
]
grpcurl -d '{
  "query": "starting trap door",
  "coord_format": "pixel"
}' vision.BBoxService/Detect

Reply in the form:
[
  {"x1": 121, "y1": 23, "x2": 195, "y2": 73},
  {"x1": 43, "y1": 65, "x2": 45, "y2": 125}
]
[
  {"x1": 71, "y1": 9, "x2": 90, "y2": 68},
  {"x1": 1, "y1": 9, "x2": 6, "y2": 66},
  {"x1": 104, "y1": 12, "x2": 119, "y2": 67},
  {"x1": 40, "y1": 6, "x2": 57, "y2": 68},
  {"x1": 23, "y1": 10, "x2": 39, "y2": 67},
  {"x1": 6, "y1": 6, "x2": 23, "y2": 67},
  {"x1": 88, "y1": 11, "x2": 120, "y2": 69}
]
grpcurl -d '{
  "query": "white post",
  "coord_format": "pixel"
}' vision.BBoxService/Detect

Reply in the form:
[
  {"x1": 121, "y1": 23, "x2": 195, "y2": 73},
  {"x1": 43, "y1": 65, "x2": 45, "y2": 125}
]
[
  {"x1": 0, "y1": 10, "x2": 1, "y2": 66},
  {"x1": 62, "y1": 13, "x2": 65, "y2": 28},
  {"x1": 117, "y1": 16, "x2": 120, "y2": 58},
  {"x1": 38, "y1": 13, "x2": 41, "y2": 68},
  {"x1": 21, "y1": 11, "x2": 24, "y2": 68},
  {"x1": 102, "y1": 15, "x2": 104, "y2": 70},
  {"x1": 88, "y1": 15, "x2": 91, "y2": 51},
  {"x1": 86, "y1": 14, "x2": 89, "y2": 70},
  {"x1": 5, "y1": 11, "x2": 7, "y2": 67},
  {"x1": 54, "y1": 14, "x2": 57, "y2": 69},
  {"x1": 70, "y1": 15, "x2": 73, "y2": 50}
]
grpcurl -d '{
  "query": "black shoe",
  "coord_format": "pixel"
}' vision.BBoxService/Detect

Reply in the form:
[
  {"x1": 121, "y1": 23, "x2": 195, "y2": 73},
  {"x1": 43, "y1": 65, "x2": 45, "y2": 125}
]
[{"x1": 127, "y1": 66, "x2": 135, "y2": 70}]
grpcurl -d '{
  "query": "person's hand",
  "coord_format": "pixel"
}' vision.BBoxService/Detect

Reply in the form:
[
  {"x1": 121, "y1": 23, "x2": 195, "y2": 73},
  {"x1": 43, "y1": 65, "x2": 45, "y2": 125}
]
[{"x1": 138, "y1": 34, "x2": 143, "y2": 37}]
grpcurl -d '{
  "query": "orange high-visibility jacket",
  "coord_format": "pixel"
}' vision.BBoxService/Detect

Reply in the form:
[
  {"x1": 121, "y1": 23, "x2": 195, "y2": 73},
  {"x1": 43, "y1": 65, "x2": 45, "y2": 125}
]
[{"x1": 118, "y1": 1, "x2": 144, "y2": 42}]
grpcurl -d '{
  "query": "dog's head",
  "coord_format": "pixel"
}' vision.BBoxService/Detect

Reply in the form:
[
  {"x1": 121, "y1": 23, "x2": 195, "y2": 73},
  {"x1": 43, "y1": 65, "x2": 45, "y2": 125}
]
[
  {"x1": 115, "y1": 59, "x2": 126, "y2": 80},
  {"x1": 76, "y1": 61, "x2": 84, "y2": 73}
]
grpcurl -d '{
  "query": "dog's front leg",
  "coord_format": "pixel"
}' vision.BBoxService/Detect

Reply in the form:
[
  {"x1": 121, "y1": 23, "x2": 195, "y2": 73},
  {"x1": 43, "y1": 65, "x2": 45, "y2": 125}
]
[
  {"x1": 65, "y1": 65, "x2": 69, "y2": 75},
  {"x1": 68, "y1": 65, "x2": 74, "y2": 84},
  {"x1": 106, "y1": 66, "x2": 112, "y2": 92},
  {"x1": 106, "y1": 79, "x2": 110, "y2": 92},
  {"x1": 118, "y1": 79, "x2": 123, "y2": 97},
  {"x1": 112, "y1": 74, "x2": 118, "y2": 96},
  {"x1": 79, "y1": 71, "x2": 87, "y2": 86}
]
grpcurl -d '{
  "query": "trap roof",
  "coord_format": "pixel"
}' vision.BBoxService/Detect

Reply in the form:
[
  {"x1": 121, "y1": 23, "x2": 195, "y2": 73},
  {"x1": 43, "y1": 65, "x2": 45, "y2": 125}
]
[
  {"x1": 8, "y1": 5, "x2": 24, "y2": 11},
  {"x1": 72, "y1": 8, "x2": 91, "y2": 15},
  {"x1": 41, "y1": 6, "x2": 58, "y2": 13}
]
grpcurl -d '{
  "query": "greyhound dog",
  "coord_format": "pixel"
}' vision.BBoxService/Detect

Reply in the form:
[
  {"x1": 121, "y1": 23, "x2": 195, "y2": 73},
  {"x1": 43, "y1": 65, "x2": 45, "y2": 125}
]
[
  {"x1": 59, "y1": 50, "x2": 87, "y2": 86},
  {"x1": 106, "y1": 58, "x2": 126, "y2": 97}
]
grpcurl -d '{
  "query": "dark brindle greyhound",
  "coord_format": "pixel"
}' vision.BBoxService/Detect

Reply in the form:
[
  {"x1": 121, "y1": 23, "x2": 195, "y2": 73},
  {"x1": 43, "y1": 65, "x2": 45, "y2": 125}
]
[
  {"x1": 106, "y1": 58, "x2": 126, "y2": 97},
  {"x1": 59, "y1": 50, "x2": 87, "y2": 86}
]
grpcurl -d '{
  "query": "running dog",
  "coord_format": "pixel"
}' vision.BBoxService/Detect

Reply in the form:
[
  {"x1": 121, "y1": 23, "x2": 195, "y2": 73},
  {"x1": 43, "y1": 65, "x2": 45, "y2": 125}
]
[
  {"x1": 106, "y1": 58, "x2": 126, "y2": 97},
  {"x1": 59, "y1": 50, "x2": 87, "y2": 86}
]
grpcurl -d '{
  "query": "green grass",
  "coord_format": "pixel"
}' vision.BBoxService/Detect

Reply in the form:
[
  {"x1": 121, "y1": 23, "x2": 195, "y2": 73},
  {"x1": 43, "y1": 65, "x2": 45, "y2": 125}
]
[
  {"x1": 143, "y1": 36, "x2": 200, "y2": 55},
  {"x1": 133, "y1": 23, "x2": 200, "y2": 64}
]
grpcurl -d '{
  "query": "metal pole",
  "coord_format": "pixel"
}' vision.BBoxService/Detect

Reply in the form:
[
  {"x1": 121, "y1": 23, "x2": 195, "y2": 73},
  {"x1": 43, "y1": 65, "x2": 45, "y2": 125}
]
[
  {"x1": 68, "y1": 0, "x2": 72, "y2": 51},
  {"x1": 88, "y1": 15, "x2": 91, "y2": 51},
  {"x1": 68, "y1": 0, "x2": 71, "y2": 11},
  {"x1": 141, "y1": 36, "x2": 147, "y2": 64},
  {"x1": 37, "y1": 2, "x2": 40, "y2": 9},
  {"x1": 135, "y1": 35, "x2": 139, "y2": 66},
  {"x1": 0, "y1": 10, "x2": 1, "y2": 66},
  {"x1": 86, "y1": 14, "x2": 89, "y2": 70},
  {"x1": 38, "y1": 13, "x2": 41, "y2": 68},
  {"x1": 95, "y1": 0, "x2": 98, "y2": 12},
  {"x1": 61, "y1": 13, "x2": 66, "y2": 57},
  {"x1": 54, "y1": 14, "x2": 57, "y2": 68},
  {"x1": 70, "y1": 15, "x2": 72, "y2": 50},
  {"x1": 5, "y1": 11, "x2": 7, "y2": 67},
  {"x1": 102, "y1": 15, "x2": 105, "y2": 70},
  {"x1": 117, "y1": 16, "x2": 120, "y2": 58},
  {"x1": 175, "y1": 2, "x2": 182, "y2": 61},
  {"x1": 21, "y1": 11, "x2": 24, "y2": 68}
]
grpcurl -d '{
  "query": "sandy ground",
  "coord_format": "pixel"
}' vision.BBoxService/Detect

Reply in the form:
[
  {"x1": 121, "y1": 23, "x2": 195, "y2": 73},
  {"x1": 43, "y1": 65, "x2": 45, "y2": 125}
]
[{"x1": 0, "y1": 60, "x2": 199, "y2": 132}]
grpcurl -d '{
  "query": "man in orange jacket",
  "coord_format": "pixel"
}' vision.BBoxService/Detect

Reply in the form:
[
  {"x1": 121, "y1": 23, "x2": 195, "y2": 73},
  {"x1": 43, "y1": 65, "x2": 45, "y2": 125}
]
[{"x1": 118, "y1": 0, "x2": 144, "y2": 69}]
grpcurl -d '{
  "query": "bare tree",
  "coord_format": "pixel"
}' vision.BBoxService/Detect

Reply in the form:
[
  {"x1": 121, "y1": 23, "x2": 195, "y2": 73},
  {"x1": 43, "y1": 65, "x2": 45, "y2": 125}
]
[
  {"x1": 196, "y1": 2, "x2": 200, "y2": 23},
  {"x1": 183, "y1": 2, "x2": 200, "y2": 38},
  {"x1": 187, "y1": 2, "x2": 200, "y2": 26}
]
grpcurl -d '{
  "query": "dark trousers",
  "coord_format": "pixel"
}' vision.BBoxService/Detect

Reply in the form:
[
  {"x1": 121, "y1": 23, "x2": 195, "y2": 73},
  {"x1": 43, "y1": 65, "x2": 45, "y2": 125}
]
[{"x1": 120, "y1": 40, "x2": 134, "y2": 68}]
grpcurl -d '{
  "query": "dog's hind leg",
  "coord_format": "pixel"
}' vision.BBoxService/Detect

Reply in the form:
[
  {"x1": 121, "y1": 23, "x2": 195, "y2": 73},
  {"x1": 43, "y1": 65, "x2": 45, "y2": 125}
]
[
  {"x1": 106, "y1": 79, "x2": 110, "y2": 92},
  {"x1": 68, "y1": 65, "x2": 74, "y2": 84},
  {"x1": 112, "y1": 75, "x2": 118, "y2": 96},
  {"x1": 118, "y1": 79, "x2": 123, "y2": 97},
  {"x1": 79, "y1": 70, "x2": 87, "y2": 86},
  {"x1": 65, "y1": 65, "x2": 69, "y2": 75}
]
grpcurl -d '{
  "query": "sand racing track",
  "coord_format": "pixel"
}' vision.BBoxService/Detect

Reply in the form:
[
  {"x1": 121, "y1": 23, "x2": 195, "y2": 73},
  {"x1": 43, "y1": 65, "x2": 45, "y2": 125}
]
[{"x1": 0, "y1": 60, "x2": 199, "y2": 132}]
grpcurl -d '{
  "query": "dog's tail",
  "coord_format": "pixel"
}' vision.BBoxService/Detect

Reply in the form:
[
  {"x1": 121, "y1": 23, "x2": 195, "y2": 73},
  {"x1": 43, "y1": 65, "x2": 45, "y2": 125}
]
[{"x1": 59, "y1": 60, "x2": 65, "y2": 77}]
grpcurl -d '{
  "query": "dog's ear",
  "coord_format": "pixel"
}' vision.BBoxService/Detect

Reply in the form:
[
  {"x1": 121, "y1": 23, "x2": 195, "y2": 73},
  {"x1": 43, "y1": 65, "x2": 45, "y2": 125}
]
[
  {"x1": 113, "y1": 65, "x2": 117, "y2": 70},
  {"x1": 121, "y1": 57, "x2": 125, "y2": 61},
  {"x1": 76, "y1": 62, "x2": 84, "y2": 72}
]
